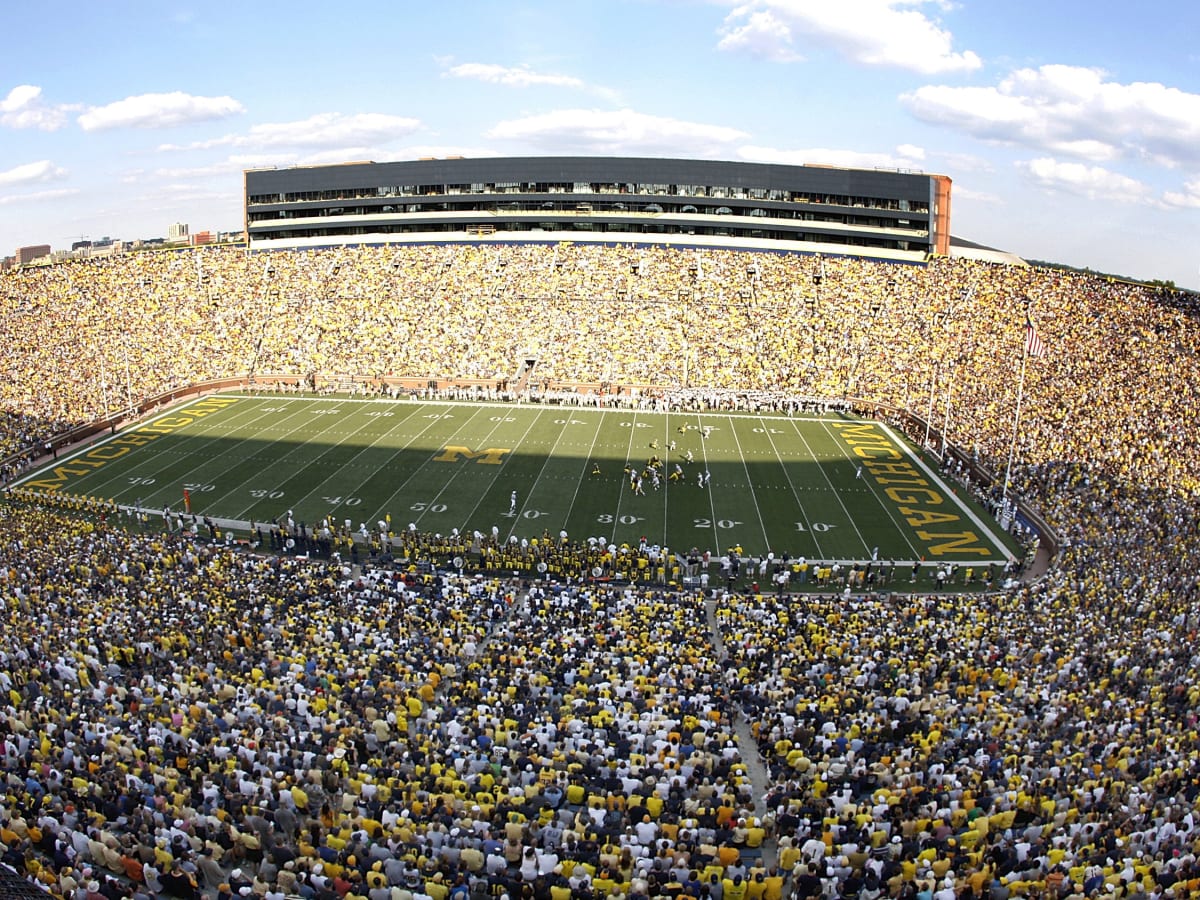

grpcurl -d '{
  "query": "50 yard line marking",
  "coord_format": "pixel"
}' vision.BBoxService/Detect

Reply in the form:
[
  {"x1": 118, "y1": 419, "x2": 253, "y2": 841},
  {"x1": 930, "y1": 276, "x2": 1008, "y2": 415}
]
[{"x1": 386, "y1": 405, "x2": 509, "y2": 530}]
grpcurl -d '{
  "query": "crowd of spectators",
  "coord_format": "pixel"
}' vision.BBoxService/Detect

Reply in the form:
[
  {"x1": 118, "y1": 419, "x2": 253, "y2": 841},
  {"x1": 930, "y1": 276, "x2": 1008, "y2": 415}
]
[{"x1": 1, "y1": 243, "x2": 1199, "y2": 900}]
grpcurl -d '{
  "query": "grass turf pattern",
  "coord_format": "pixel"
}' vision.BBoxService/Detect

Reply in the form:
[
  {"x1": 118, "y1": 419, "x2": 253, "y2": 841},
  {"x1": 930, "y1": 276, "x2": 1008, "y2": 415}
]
[{"x1": 17, "y1": 394, "x2": 1017, "y2": 566}]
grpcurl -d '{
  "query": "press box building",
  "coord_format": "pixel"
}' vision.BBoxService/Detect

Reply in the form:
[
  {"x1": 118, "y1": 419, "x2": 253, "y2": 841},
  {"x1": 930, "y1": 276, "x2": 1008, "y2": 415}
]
[{"x1": 244, "y1": 156, "x2": 951, "y2": 261}]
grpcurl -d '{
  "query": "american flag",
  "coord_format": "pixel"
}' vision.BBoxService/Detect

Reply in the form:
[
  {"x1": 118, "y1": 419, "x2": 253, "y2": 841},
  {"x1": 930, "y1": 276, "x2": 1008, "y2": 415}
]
[{"x1": 1025, "y1": 321, "x2": 1047, "y2": 358}]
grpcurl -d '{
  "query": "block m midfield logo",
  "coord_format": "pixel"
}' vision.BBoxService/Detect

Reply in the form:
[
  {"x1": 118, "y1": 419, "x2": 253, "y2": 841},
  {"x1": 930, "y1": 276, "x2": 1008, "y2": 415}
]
[{"x1": 431, "y1": 446, "x2": 511, "y2": 465}]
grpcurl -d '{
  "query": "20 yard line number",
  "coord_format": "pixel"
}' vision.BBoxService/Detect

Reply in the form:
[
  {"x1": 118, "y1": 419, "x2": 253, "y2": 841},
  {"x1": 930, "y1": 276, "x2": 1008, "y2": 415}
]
[
  {"x1": 695, "y1": 517, "x2": 742, "y2": 529},
  {"x1": 694, "y1": 518, "x2": 835, "y2": 531}
]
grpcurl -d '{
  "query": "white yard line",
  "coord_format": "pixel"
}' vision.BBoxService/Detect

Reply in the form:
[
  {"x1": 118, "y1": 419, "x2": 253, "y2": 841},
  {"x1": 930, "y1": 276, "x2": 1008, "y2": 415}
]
[
  {"x1": 815, "y1": 418, "x2": 923, "y2": 562},
  {"x1": 727, "y1": 416, "x2": 772, "y2": 552},
  {"x1": 755, "y1": 415, "x2": 825, "y2": 559},
  {"x1": 562, "y1": 410, "x2": 610, "y2": 532},
  {"x1": 875, "y1": 420, "x2": 1015, "y2": 561},
  {"x1": 502, "y1": 409, "x2": 570, "y2": 543},
  {"x1": 785, "y1": 418, "x2": 873, "y2": 557}
]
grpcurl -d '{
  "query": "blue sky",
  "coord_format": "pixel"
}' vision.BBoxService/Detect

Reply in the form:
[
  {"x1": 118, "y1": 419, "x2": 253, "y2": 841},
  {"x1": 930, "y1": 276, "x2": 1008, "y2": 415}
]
[{"x1": 3, "y1": 0, "x2": 1200, "y2": 287}]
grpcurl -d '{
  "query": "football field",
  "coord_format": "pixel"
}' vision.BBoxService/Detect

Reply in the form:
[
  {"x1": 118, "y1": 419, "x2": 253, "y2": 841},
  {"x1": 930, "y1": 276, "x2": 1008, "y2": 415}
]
[{"x1": 15, "y1": 394, "x2": 1017, "y2": 566}]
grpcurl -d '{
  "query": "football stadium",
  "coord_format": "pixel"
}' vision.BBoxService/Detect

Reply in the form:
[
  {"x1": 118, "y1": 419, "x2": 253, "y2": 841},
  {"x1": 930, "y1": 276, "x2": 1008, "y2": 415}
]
[{"x1": 1, "y1": 156, "x2": 1199, "y2": 900}]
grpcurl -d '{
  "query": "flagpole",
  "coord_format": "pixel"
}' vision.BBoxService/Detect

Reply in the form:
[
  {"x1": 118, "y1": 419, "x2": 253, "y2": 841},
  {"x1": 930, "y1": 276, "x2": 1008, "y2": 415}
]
[{"x1": 1002, "y1": 300, "x2": 1032, "y2": 506}]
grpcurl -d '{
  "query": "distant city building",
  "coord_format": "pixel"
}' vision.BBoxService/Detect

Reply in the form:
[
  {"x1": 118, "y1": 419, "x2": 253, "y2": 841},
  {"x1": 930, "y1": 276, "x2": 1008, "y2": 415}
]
[
  {"x1": 6, "y1": 226, "x2": 243, "y2": 271},
  {"x1": 15, "y1": 244, "x2": 51, "y2": 265}
]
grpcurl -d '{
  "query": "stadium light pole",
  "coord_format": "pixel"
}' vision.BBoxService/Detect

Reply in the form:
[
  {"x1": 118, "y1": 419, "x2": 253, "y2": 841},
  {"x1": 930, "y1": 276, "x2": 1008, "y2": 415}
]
[
  {"x1": 922, "y1": 310, "x2": 951, "y2": 450},
  {"x1": 922, "y1": 313, "x2": 943, "y2": 449},
  {"x1": 99, "y1": 351, "x2": 110, "y2": 423},
  {"x1": 877, "y1": 277, "x2": 895, "y2": 405},
  {"x1": 941, "y1": 351, "x2": 969, "y2": 458},
  {"x1": 804, "y1": 297, "x2": 822, "y2": 399},
  {"x1": 939, "y1": 284, "x2": 975, "y2": 456},
  {"x1": 122, "y1": 340, "x2": 135, "y2": 418},
  {"x1": 1002, "y1": 298, "x2": 1034, "y2": 511},
  {"x1": 853, "y1": 300, "x2": 884, "y2": 400},
  {"x1": 840, "y1": 333, "x2": 854, "y2": 403},
  {"x1": 924, "y1": 363, "x2": 938, "y2": 449},
  {"x1": 678, "y1": 287, "x2": 692, "y2": 388}
]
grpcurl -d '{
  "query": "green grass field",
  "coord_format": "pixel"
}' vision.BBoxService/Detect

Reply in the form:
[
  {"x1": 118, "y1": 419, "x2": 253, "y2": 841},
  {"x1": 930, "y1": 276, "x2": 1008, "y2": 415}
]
[{"x1": 15, "y1": 393, "x2": 1017, "y2": 566}]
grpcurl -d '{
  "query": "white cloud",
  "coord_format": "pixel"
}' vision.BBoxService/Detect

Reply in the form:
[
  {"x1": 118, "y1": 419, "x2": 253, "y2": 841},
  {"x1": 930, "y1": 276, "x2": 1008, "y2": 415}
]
[
  {"x1": 78, "y1": 91, "x2": 245, "y2": 131},
  {"x1": 934, "y1": 151, "x2": 994, "y2": 174},
  {"x1": 238, "y1": 113, "x2": 420, "y2": 149},
  {"x1": 717, "y1": 8, "x2": 805, "y2": 62},
  {"x1": 148, "y1": 184, "x2": 230, "y2": 200},
  {"x1": 443, "y1": 61, "x2": 621, "y2": 104},
  {"x1": 153, "y1": 144, "x2": 493, "y2": 180},
  {"x1": 0, "y1": 187, "x2": 78, "y2": 207},
  {"x1": 153, "y1": 163, "x2": 242, "y2": 179},
  {"x1": 717, "y1": 0, "x2": 981, "y2": 74},
  {"x1": 487, "y1": 109, "x2": 748, "y2": 156},
  {"x1": 950, "y1": 184, "x2": 1004, "y2": 204},
  {"x1": 159, "y1": 112, "x2": 422, "y2": 153},
  {"x1": 0, "y1": 159, "x2": 68, "y2": 187},
  {"x1": 294, "y1": 145, "x2": 498, "y2": 165},
  {"x1": 445, "y1": 63, "x2": 585, "y2": 89},
  {"x1": 0, "y1": 84, "x2": 70, "y2": 130},
  {"x1": 222, "y1": 154, "x2": 296, "y2": 171},
  {"x1": 903, "y1": 65, "x2": 1200, "y2": 167},
  {"x1": 1161, "y1": 177, "x2": 1200, "y2": 209},
  {"x1": 738, "y1": 143, "x2": 926, "y2": 169},
  {"x1": 1016, "y1": 157, "x2": 1153, "y2": 204}
]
